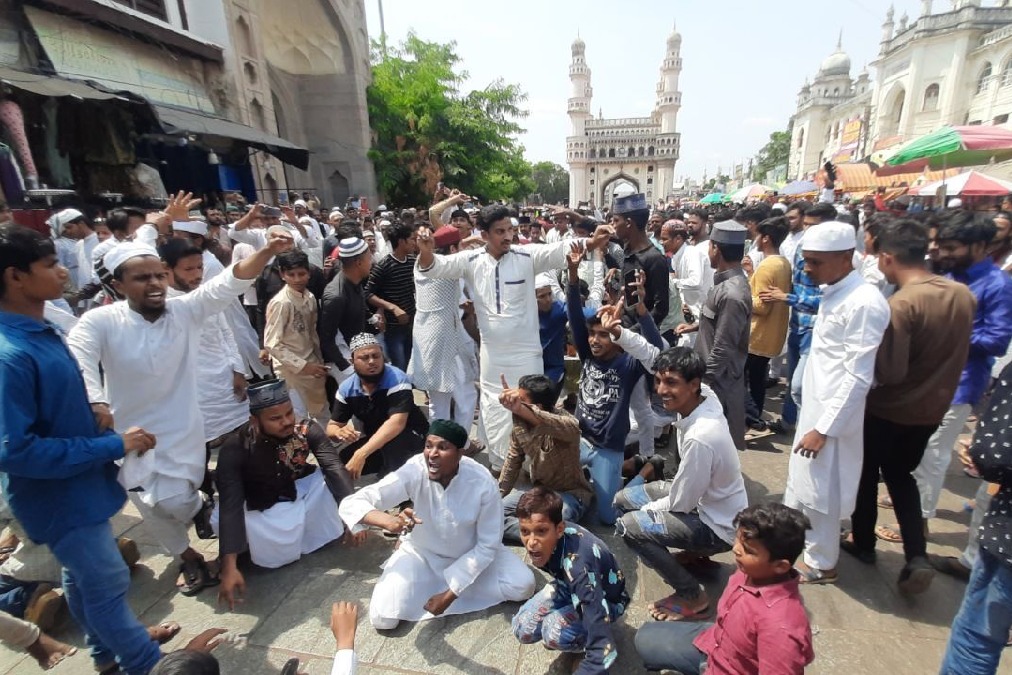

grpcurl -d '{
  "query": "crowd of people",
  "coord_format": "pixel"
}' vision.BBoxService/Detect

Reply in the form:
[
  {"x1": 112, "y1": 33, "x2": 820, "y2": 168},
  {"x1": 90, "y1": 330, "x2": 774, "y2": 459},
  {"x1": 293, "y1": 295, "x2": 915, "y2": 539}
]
[{"x1": 0, "y1": 170, "x2": 1011, "y2": 674}]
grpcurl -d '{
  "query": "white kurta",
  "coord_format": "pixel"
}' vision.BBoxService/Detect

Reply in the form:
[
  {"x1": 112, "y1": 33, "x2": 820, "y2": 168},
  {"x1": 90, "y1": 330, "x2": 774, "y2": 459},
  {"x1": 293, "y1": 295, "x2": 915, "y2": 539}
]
[
  {"x1": 339, "y1": 455, "x2": 534, "y2": 626},
  {"x1": 166, "y1": 286, "x2": 247, "y2": 441},
  {"x1": 408, "y1": 272, "x2": 478, "y2": 392},
  {"x1": 672, "y1": 243, "x2": 705, "y2": 317},
  {"x1": 68, "y1": 266, "x2": 253, "y2": 504},
  {"x1": 419, "y1": 241, "x2": 578, "y2": 467},
  {"x1": 785, "y1": 270, "x2": 890, "y2": 518},
  {"x1": 203, "y1": 250, "x2": 270, "y2": 378}
]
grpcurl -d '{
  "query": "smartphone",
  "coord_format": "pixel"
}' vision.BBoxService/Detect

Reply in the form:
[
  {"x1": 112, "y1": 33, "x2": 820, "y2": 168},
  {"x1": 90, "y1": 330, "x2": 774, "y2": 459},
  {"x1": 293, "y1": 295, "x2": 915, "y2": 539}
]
[
  {"x1": 262, "y1": 206, "x2": 282, "y2": 218},
  {"x1": 624, "y1": 269, "x2": 639, "y2": 306}
]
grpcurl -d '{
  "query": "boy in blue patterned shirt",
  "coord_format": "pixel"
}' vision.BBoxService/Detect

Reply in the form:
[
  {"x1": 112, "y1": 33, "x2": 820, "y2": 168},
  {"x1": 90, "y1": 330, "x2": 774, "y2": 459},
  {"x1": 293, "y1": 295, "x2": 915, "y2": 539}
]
[{"x1": 511, "y1": 487, "x2": 629, "y2": 673}]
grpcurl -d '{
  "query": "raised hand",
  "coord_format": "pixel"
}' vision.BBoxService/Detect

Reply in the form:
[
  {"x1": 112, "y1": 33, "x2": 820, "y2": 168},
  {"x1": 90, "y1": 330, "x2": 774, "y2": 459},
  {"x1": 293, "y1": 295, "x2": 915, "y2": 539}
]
[
  {"x1": 165, "y1": 190, "x2": 202, "y2": 223},
  {"x1": 567, "y1": 241, "x2": 583, "y2": 270}
]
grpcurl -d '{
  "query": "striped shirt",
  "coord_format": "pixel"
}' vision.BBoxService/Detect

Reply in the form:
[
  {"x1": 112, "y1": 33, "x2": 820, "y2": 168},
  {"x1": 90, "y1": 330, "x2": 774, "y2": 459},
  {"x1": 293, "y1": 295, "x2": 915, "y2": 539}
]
[{"x1": 365, "y1": 254, "x2": 417, "y2": 327}]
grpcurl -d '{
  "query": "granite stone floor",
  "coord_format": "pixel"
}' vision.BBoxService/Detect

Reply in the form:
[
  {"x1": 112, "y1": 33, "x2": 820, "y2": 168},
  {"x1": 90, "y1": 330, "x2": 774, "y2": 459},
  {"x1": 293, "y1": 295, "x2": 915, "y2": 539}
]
[{"x1": 1, "y1": 386, "x2": 1008, "y2": 674}]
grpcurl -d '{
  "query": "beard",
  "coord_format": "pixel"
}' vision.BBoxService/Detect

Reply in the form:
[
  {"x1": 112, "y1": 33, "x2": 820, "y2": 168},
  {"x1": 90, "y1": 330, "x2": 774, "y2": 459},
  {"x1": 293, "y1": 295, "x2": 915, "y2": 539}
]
[{"x1": 358, "y1": 368, "x2": 384, "y2": 385}]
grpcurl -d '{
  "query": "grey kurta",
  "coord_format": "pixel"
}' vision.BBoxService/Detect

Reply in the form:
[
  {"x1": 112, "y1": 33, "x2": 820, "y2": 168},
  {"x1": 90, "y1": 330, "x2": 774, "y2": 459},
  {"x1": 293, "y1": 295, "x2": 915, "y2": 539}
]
[{"x1": 694, "y1": 267, "x2": 752, "y2": 449}]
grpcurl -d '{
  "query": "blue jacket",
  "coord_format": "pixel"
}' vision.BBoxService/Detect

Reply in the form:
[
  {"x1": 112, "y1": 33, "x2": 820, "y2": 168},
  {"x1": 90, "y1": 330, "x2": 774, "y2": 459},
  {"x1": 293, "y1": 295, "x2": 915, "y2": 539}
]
[
  {"x1": 567, "y1": 283, "x2": 664, "y2": 452},
  {"x1": 952, "y1": 260, "x2": 1012, "y2": 406},
  {"x1": 539, "y1": 300, "x2": 568, "y2": 383},
  {"x1": 0, "y1": 311, "x2": 125, "y2": 544}
]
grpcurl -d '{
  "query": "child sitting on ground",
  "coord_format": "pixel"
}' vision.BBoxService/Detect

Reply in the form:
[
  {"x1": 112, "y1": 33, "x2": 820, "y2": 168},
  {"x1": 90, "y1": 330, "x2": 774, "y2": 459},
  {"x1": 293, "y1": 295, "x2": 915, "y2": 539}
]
[
  {"x1": 633, "y1": 502, "x2": 815, "y2": 674},
  {"x1": 511, "y1": 487, "x2": 630, "y2": 674}
]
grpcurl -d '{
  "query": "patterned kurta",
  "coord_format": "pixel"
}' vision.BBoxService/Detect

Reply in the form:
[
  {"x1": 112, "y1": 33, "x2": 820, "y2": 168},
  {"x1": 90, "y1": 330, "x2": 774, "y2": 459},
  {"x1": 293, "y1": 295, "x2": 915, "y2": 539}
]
[{"x1": 407, "y1": 270, "x2": 477, "y2": 392}]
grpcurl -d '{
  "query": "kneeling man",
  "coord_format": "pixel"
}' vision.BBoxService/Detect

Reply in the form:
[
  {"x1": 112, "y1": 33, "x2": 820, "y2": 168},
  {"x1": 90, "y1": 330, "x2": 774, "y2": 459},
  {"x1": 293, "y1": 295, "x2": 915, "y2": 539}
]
[
  {"x1": 339, "y1": 420, "x2": 536, "y2": 629},
  {"x1": 214, "y1": 379, "x2": 355, "y2": 608}
]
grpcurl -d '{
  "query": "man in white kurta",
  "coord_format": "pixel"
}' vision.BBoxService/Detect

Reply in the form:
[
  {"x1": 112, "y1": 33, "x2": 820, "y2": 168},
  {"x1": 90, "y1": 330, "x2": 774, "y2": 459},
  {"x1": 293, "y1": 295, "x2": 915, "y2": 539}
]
[
  {"x1": 784, "y1": 222, "x2": 890, "y2": 580},
  {"x1": 67, "y1": 237, "x2": 283, "y2": 593},
  {"x1": 339, "y1": 420, "x2": 535, "y2": 629},
  {"x1": 415, "y1": 205, "x2": 611, "y2": 470}
]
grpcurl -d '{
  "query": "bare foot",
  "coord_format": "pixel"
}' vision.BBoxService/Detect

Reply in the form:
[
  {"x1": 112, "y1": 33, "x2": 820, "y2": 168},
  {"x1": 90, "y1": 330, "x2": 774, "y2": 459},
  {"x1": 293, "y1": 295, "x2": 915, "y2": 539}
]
[
  {"x1": 147, "y1": 621, "x2": 181, "y2": 644},
  {"x1": 26, "y1": 632, "x2": 76, "y2": 670}
]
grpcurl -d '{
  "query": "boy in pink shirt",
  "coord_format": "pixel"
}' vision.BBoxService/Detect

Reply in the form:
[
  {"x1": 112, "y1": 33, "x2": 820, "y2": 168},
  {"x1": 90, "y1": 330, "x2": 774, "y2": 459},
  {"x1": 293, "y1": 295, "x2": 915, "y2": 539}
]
[{"x1": 635, "y1": 502, "x2": 815, "y2": 674}]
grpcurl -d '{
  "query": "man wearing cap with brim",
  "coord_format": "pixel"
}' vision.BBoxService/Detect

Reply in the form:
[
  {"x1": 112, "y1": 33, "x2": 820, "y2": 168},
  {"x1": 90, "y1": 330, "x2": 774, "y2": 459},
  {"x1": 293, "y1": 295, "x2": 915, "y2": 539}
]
[
  {"x1": 214, "y1": 379, "x2": 355, "y2": 609},
  {"x1": 319, "y1": 238, "x2": 376, "y2": 387},
  {"x1": 67, "y1": 231, "x2": 293, "y2": 596},
  {"x1": 783, "y1": 221, "x2": 890, "y2": 585},
  {"x1": 338, "y1": 418, "x2": 535, "y2": 630},
  {"x1": 678, "y1": 220, "x2": 752, "y2": 449},
  {"x1": 407, "y1": 226, "x2": 479, "y2": 433},
  {"x1": 415, "y1": 204, "x2": 614, "y2": 471},
  {"x1": 327, "y1": 333, "x2": 428, "y2": 479}
]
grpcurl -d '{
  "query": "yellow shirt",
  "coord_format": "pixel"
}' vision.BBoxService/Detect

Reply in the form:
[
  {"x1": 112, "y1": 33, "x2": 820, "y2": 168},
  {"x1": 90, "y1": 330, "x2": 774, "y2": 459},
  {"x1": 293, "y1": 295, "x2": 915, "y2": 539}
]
[{"x1": 748, "y1": 255, "x2": 792, "y2": 358}]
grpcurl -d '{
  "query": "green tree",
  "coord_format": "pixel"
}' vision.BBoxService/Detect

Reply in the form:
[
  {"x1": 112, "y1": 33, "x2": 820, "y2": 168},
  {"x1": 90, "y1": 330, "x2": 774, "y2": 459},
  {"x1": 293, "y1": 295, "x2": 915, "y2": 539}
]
[
  {"x1": 367, "y1": 34, "x2": 535, "y2": 207},
  {"x1": 529, "y1": 161, "x2": 570, "y2": 204},
  {"x1": 752, "y1": 124, "x2": 793, "y2": 182}
]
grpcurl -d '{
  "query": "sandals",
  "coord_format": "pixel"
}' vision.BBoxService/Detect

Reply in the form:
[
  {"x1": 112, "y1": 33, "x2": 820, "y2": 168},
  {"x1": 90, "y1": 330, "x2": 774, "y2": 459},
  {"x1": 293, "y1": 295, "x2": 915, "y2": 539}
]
[
  {"x1": 647, "y1": 594, "x2": 712, "y2": 622},
  {"x1": 795, "y1": 564, "x2": 838, "y2": 585},
  {"x1": 839, "y1": 532, "x2": 876, "y2": 565},
  {"x1": 877, "y1": 494, "x2": 894, "y2": 509},
  {"x1": 178, "y1": 559, "x2": 219, "y2": 597},
  {"x1": 875, "y1": 524, "x2": 903, "y2": 544}
]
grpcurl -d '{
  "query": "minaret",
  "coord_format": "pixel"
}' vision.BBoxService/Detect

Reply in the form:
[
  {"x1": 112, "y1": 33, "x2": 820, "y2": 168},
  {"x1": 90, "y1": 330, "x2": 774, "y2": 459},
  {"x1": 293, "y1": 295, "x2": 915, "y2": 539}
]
[
  {"x1": 880, "y1": 5, "x2": 895, "y2": 53},
  {"x1": 653, "y1": 24, "x2": 682, "y2": 202},
  {"x1": 655, "y1": 24, "x2": 682, "y2": 135},
  {"x1": 567, "y1": 36, "x2": 592, "y2": 205}
]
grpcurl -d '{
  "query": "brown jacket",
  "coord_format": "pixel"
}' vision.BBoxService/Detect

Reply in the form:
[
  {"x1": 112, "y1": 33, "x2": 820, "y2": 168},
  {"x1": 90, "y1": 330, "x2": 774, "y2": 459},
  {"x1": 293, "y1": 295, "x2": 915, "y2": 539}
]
[{"x1": 499, "y1": 406, "x2": 594, "y2": 506}]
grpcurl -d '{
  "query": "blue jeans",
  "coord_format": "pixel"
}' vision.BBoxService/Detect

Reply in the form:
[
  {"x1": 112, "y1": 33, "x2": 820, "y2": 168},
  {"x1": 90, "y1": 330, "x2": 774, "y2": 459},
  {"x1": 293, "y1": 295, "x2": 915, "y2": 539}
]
[
  {"x1": 613, "y1": 481, "x2": 731, "y2": 599},
  {"x1": 579, "y1": 439, "x2": 624, "y2": 525},
  {"x1": 0, "y1": 576, "x2": 37, "y2": 618},
  {"x1": 635, "y1": 621, "x2": 710, "y2": 673},
  {"x1": 502, "y1": 489, "x2": 586, "y2": 545},
  {"x1": 782, "y1": 328, "x2": 811, "y2": 427},
  {"x1": 383, "y1": 326, "x2": 412, "y2": 372},
  {"x1": 940, "y1": 547, "x2": 1012, "y2": 675},
  {"x1": 49, "y1": 522, "x2": 161, "y2": 674}
]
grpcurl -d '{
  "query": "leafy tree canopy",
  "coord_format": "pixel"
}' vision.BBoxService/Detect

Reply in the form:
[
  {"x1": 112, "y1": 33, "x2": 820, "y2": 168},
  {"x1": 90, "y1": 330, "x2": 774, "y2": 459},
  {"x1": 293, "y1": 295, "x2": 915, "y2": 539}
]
[
  {"x1": 367, "y1": 34, "x2": 535, "y2": 207},
  {"x1": 529, "y1": 161, "x2": 570, "y2": 205}
]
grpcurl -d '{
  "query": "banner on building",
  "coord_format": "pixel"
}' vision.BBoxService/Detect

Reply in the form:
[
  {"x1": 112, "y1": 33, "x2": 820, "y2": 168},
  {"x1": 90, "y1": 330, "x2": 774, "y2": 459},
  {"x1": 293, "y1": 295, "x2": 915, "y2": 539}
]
[{"x1": 833, "y1": 118, "x2": 863, "y2": 163}]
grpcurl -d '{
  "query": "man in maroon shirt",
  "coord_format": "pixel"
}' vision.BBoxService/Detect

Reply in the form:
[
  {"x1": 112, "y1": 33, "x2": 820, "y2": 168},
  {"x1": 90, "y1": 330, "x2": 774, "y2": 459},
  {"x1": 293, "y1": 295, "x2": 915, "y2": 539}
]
[{"x1": 633, "y1": 503, "x2": 815, "y2": 674}]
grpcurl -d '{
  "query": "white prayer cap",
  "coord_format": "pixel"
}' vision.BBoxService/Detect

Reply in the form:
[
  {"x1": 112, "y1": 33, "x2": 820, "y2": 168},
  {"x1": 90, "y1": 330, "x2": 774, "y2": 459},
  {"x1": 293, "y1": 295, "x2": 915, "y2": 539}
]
[
  {"x1": 378, "y1": 219, "x2": 391, "y2": 227},
  {"x1": 802, "y1": 221, "x2": 856, "y2": 252},
  {"x1": 47, "y1": 208, "x2": 85, "y2": 235},
  {"x1": 173, "y1": 220, "x2": 208, "y2": 237},
  {"x1": 294, "y1": 199, "x2": 308, "y2": 208},
  {"x1": 510, "y1": 217, "x2": 519, "y2": 227},
  {"x1": 948, "y1": 198, "x2": 963, "y2": 209},
  {"x1": 534, "y1": 273, "x2": 556, "y2": 290},
  {"x1": 104, "y1": 242, "x2": 159, "y2": 274},
  {"x1": 330, "y1": 208, "x2": 344, "y2": 217}
]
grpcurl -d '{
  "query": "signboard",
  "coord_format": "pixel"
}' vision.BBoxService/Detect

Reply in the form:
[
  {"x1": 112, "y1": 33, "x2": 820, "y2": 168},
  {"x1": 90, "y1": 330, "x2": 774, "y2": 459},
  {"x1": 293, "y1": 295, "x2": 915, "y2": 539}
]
[
  {"x1": 25, "y1": 6, "x2": 214, "y2": 112},
  {"x1": 833, "y1": 117, "x2": 863, "y2": 163}
]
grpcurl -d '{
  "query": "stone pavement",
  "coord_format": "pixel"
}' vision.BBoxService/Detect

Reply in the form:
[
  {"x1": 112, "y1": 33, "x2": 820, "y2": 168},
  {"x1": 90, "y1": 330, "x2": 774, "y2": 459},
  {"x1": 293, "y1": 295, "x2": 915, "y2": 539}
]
[{"x1": 2, "y1": 386, "x2": 1010, "y2": 674}]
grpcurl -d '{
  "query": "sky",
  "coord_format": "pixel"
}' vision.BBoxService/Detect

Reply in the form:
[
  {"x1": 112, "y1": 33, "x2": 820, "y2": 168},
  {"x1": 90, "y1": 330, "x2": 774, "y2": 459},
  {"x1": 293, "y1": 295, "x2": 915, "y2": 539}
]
[{"x1": 363, "y1": 0, "x2": 930, "y2": 182}]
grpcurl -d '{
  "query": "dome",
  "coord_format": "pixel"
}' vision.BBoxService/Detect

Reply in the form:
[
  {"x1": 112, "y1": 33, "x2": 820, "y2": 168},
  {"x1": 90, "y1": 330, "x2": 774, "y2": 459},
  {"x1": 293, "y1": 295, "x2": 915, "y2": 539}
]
[
  {"x1": 571, "y1": 36, "x2": 585, "y2": 54},
  {"x1": 818, "y1": 39, "x2": 851, "y2": 78},
  {"x1": 667, "y1": 22, "x2": 681, "y2": 45}
]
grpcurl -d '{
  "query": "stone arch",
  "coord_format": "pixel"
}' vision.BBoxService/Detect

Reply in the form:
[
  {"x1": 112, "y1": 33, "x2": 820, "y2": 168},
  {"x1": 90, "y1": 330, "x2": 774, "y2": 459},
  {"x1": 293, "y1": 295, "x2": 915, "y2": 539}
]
[
  {"x1": 977, "y1": 62, "x2": 993, "y2": 94},
  {"x1": 923, "y1": 83, "x2": 940, "y2": 110},
  {"x1": 880, "y1": 84, "x2": 906, "y2": 137},
  {"x1": 599, "y1": 171, "x2": 640, "y2": 204},
  {"x1": 236, "y1": 15, "x2": 255, "y2": 58}
]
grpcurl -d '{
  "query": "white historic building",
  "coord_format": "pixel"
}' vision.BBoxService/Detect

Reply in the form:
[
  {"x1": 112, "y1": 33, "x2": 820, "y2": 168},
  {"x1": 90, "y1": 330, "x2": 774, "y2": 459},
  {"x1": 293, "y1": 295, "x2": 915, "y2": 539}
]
[
  {"x1": 790, "y1": 0, "x2": 1012, "y2": 181},
  {"x1": 566, "y1": 29, "x2": 681, "y2": 207}
]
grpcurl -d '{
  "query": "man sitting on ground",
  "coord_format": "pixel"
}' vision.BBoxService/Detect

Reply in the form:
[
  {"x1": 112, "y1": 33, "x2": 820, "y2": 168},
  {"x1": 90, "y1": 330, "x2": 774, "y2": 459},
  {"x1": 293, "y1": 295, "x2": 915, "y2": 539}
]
[
  {"x1": 498, "y1": 375, "x2": 594, "y2": 545},
  {"x1": 327, "y1": 333, "x2": 428, "y2": 479},
  {"x1": 634, "y1": 503, "x2": 814, "y2": 675},
  {"x1": 214, "y1": 379, "x2": 356, "y2": 609},
  {"x1": 614, "y1": 347, "x2": 748, "y2": 621},
  {"x1": 338, "y1": 420, "x2": 536, "y2": 630},
  {"x1": 512, "y1": 487, "x2": 629, "y2": 674}
]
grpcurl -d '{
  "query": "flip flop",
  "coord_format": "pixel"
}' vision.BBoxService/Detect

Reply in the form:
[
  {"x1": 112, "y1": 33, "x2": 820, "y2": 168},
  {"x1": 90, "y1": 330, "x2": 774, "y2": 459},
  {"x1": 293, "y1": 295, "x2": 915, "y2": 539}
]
[
  {"x1": 877, "y1": 494, "x2": 894, "y2": 509},
  {"x1": 875, "y1": 524, "x2": 903, "y2": 544},
  {"x1": 647, "y1": 595, "x2": 711, "y2": 621},
  {"x1": 795, "y1": 564, "x2": 838, "y2": 585}
]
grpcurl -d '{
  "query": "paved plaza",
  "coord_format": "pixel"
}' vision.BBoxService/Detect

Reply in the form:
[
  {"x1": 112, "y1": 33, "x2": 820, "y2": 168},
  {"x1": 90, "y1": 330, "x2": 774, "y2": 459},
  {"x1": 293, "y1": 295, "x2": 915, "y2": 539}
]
[{"x1": 0, "y1": 387, "x2": 1007, "y2": 674}]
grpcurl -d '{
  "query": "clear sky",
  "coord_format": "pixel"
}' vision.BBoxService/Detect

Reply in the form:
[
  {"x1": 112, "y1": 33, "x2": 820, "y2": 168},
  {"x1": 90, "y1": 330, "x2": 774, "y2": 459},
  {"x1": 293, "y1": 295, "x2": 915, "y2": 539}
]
[{"x1": 364, "y1": 0, "x2": 929, "y2": 182}]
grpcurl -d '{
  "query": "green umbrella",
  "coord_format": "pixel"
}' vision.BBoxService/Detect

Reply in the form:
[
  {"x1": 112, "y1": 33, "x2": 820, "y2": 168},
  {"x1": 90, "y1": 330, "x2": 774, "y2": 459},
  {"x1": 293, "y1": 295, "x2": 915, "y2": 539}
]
[
  {"x1": 700, "y1": 193, "x2": 728, "y2": 204},
  {"x1": 885, "y1": 125, "x2": 1012, "y2": 172}
]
